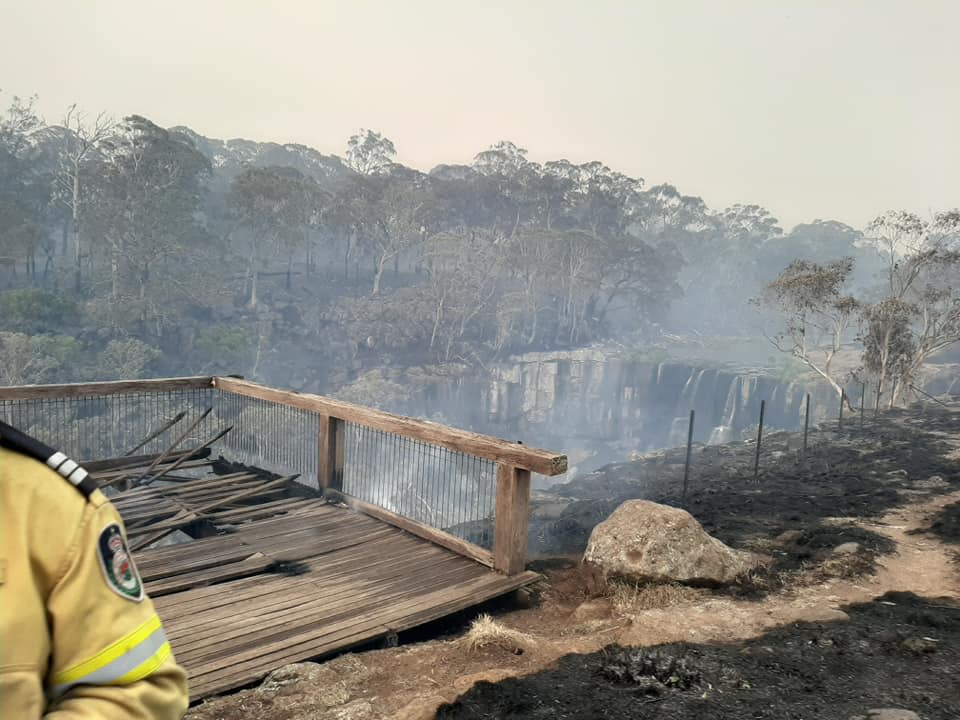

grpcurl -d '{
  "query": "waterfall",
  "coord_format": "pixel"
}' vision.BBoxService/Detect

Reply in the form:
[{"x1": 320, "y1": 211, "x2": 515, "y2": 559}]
[
  {"x1": 677, "y1": 367, "x2": 697, "y2": 408},
  {"x1": 708, "y1": 425, "x2": 733, "y2": 444},
  {"x1": 677, "y1": 367, "x2": 707, "y2": 411},
  {"x1": 385, "y1": 353, "x2": 834, "y2": 478},
  {"x1": 667, "y1": 415, "x2": 690, "y2": 447},
  {"x1": 721, "y1": 376, "x2": 741, "y2": 427}
]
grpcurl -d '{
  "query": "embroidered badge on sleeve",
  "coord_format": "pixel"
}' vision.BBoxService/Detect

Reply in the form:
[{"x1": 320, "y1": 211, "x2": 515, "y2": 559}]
[{"x1": 96, "y1": 524, "x2": 144, "y2": 602}]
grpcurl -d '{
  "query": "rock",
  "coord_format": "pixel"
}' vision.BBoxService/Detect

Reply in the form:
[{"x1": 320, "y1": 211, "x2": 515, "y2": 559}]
[
  {"x1": 832, "y1": 542, "x2": 861, "y2": 556},
  {"x1": 583, "y1": 500, "x2": 763, "y2": 586},
  {"x1": 257, "y1": 657, "x2": 368, "y2": 707},
  {"x1": 260, "y1": 662, "x2": 324, "y2": 692},
  {"x1": 901, "y1": 636, "x2": 938, "y2": 654},
  {"x1": 775, "y1": 529, "x2": 803, "y2": 545},
  {"x1": 849, "y1": 710, "x2": 922, "y2": 720}
]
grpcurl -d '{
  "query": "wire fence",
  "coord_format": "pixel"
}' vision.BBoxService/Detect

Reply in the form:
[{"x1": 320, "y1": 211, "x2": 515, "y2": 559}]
[
  {"x1": 215, "y1": 391, "x2": 320, "y2": 486},
  {"x1": 679, "y1": 380, "x2": 958, "y2": 495},
  {"x1": 0, "y1": 388, "x2": 216, "y2": 461},
  {"x1": 0, "y1": 383, "x2": 499, "y2": 550},
  {"x1": 341, "y1": 422, "x2": 498, "y2": 548}
]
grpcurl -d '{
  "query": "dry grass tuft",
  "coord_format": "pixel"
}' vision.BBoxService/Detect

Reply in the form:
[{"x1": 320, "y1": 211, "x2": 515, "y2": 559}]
[
  {"x1": 607, "y1": 580, "x2": 702, "y2": 614},
  {"x1": 461, "y1": 614, "x2": 536, "y2": 654}
]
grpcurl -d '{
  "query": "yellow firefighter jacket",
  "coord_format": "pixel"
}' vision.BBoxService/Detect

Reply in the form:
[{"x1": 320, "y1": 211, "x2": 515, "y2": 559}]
[{"x1": 0, "y1": 440, "x2": 189, "y2": 719}]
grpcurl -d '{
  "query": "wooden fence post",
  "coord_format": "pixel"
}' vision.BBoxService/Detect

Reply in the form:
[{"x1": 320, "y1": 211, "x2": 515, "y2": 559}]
[
  {"x1": 493, "y1": 464, "x2": 531, "y2": 575},
  {"x1": 319, "y1": 415, "x2": 344, "y2": 495}
]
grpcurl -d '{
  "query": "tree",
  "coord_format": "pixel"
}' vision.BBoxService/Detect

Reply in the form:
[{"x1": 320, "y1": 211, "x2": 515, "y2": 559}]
[
  {"x1": 719, "y1": 203, "x2": 783, "y2": 246},
  {"x1": 347, "y1": 176, "x2": 431, "y2": 296},
  {"x1": 191, "y1": 325, "x2": 254, "y2": 374},
  {"x1": 757, "y1": 258, "x2": 859, "y2": 398},
  {"x1": 863, "y1": 209, "x2": 960, "y2": 404},
  {"x1": 52, "y1": 104, "x2": 114, "y2": 292},
  {"x1": 420, "y1": 230, "x2": 502, "y2": 360},
  {"x1": 85, "y1": 116, "x2": 212, "y2": 331},
  {"x1": 228, "y1": 165, "x2": 320, "y2": 306},
  {"x1": 866, "y1": 210, "x2": 928, "y2": 297},
  {"x1": 0, "y1": 288, "x2": 80, "y2": 333},
  {"x1": 94, "y1": 338, "x2": 161, "y2": 380},
  {"x1": 472, "y1": 140, "x2": 530, "y2": 178},
  {"x1": 860, "y1": 298, "x2": 916, "y2": 407},
  {"x1": 0, "y1": 331, "x2": 80, "y2": 385},
  {"x1": 345, "y1": 129, "x2": 396, "y2": 175},
  {"x1": 0, "y1": 94, "x2": 48, "y2": 281}
]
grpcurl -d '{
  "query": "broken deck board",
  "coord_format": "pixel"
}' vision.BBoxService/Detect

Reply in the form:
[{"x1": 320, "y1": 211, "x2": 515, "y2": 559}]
[{"x1": 126, "y1": 495, "x2": 536, "y2": 701}]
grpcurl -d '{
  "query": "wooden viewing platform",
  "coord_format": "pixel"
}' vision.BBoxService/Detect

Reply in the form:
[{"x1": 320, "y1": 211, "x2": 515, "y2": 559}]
[
  {"x1": 130, "y1": 493, "x2": 538, "y2": 698},
  {"x1": 0, "y1": 376, "x2": 566, "y2": 701}
]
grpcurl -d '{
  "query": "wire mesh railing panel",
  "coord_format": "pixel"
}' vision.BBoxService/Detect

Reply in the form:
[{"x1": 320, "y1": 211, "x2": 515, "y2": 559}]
[
  {"x1": 0, "y1": 388, "x2": 217, "y2": 462},
  {"x1": 214, "y1": 391, "x2": 320, "y2": 488},
  {"x1": 341, "y1": 422, "x2": 497, "y2": 549}
]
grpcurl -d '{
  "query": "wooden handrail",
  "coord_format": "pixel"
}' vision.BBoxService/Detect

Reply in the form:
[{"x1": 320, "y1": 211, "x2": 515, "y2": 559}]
[
  {"x1": 0, "y1": 376, "x2": 214, "y2": 400},
  {"x1": 2, "y1": 374, "x2": 561, "y2": 574},
  {"x1": 213, "y1": 376, "x2": 568, "y2": 476}
]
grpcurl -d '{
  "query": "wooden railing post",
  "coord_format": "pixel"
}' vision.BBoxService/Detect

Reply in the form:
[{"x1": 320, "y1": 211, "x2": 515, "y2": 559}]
[
  {"x1": 493, "y1": 464, "x2": 531, "y2": 575},
  {"x1": 318, "y1": 415, "x2": 344, "y2": 495}
]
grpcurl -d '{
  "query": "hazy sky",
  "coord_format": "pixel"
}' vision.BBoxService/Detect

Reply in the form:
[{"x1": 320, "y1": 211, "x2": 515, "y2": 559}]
[{"x1": 3, "y1": 0, "x2": 957, "y2": 230}]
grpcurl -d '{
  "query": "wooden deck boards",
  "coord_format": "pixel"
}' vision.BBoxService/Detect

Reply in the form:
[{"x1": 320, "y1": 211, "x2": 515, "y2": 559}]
[{"x1": 127, "y1": 493, "x2": 537, "y2": 701}]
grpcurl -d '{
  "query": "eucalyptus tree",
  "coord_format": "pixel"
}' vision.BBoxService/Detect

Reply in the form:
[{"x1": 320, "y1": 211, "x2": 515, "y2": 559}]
[
  {"x1": 0, "y1": 95, "x2": 48, "y2": 282},
  {"x1": 85, "y1": 116, "x2": 212, "y2": 333},
  {"x1": 229, "y1": 164, "x2": 325, "y2": 305},
  {"x1": 51, "y1": 104, "x2": 114, "y2": 292},
  {"x1": 862, "y1": 210, "x2": 960, "y2": 404},
  {"x1": 757, "y1": 257, "x2": 859, "y2": 398},
  {"x1": 345, "y1": 129, "x2": 396, "y2": 175}
]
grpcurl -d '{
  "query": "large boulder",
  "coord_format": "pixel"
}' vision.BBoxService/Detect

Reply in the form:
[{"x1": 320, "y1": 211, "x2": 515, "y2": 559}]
[{"x1": 583, "y1": 500, "x2": 761, "y2": 586}]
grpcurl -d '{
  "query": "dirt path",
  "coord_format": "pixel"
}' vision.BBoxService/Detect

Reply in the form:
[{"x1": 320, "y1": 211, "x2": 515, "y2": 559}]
[
  {"x1": 186, "y1": 489, "x2": 959, "y2": 720},
  {"x1": 609, "y1": 489, "x2": 960, "y2": 651}
]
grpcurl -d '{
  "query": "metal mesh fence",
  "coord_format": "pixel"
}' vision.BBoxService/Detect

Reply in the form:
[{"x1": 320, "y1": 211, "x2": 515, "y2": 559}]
[
  {"x1": 341, "y1": 422, "x2": 497, "y2": 549},
  {"x1": 0, "y1": 388, "x2": 216, "y2": 461},
  {"x1": 214, "y1": 391, "x2": 320, "y2": 487},
  {"x1": 2, "y1": 383, "x2": 499, "y2": 550}
]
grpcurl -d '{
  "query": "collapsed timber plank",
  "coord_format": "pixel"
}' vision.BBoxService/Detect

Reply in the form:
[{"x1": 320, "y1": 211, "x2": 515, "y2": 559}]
[
  {"x1": 137, "y1": 504, "x2": 538, "y2": 700},
  {"x1": 82, "y1": 448, "x2": 212, "y2": 473}
]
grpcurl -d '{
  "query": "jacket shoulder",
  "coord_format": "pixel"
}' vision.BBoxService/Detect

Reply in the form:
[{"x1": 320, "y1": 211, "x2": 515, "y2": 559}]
[{"x1": 0, "y1": 420, "x2": 99, "y2": 500}]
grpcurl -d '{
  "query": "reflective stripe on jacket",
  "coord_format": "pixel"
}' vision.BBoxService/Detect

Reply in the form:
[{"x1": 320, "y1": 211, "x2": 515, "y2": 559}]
[{"x1": 0, "y1": 445, "x2": 189, "y2": 719}]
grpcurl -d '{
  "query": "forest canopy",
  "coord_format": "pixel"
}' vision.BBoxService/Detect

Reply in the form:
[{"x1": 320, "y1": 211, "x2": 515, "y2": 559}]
[{"x1": 1, "y1": 95, "x2": 957, "y2": 400}]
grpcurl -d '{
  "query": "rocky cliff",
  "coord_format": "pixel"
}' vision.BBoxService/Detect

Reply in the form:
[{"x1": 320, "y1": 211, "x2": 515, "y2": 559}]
[{"x1": 372, "y1": 352, "x2": 837, "y2": 480}]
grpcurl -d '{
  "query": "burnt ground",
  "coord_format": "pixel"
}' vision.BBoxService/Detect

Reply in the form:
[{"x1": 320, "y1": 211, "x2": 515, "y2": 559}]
[
  {"x1": 436, "y1": 592, "x2": 960, "y2": 720},
  {"x1": 926, "y1": 501, "x2": 960, "y2": 545},
  {"x1": 528, "y1": 403, "x2": 960, "y2": 591},
  {"x1": 186, "y1": 401, "x2": 960, "y2": 720}
]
